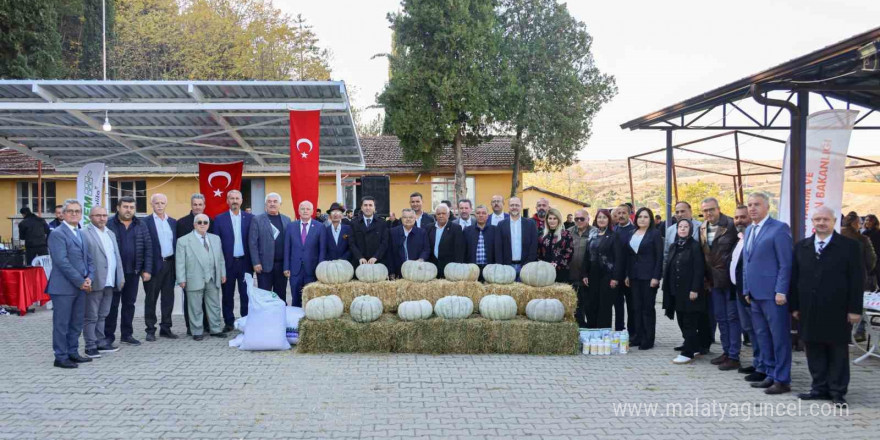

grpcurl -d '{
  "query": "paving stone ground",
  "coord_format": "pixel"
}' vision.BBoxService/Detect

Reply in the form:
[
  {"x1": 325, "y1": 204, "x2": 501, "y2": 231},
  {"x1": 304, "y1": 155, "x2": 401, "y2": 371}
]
[{"x1": 1, "y1": 294, "x2": 879, "y2": 440}]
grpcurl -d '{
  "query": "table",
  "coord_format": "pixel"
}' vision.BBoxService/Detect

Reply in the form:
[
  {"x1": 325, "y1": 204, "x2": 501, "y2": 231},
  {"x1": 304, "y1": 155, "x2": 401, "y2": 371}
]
[{"x1": 0, "y1": 267, "x2": 50, "y2": 316}]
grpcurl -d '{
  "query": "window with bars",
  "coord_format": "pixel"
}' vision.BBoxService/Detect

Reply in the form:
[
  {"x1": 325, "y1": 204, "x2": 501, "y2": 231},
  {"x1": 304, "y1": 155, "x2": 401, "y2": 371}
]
[
  {"x1": 431, "y1": 176, "x2": 475, "y2": 212},
  {"x1": 16, "y1": 181, "x2": 56, "y2": 214},
  {"x1": 109, "y1": 180, "x2": 147, "y2": 214}
]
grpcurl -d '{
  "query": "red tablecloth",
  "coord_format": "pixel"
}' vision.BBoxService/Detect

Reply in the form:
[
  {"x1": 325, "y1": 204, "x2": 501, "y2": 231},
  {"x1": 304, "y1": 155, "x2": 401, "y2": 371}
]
[{"x1": 0, "y1": 268, "x2": 50, "y2": 315}]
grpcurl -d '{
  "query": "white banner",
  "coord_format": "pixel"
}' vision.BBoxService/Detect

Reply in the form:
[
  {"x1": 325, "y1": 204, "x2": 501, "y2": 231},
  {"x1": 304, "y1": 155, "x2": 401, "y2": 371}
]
[
  {"x1": 76, "y1": 162, "x2": 105, "y2": 226},
  {"x1": 780, "y1": 109, "x2": 858, "y2": 237}
]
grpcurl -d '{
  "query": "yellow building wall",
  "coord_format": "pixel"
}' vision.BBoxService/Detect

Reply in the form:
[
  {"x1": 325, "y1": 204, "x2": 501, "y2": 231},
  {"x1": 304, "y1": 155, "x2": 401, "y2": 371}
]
[
  {"x1": 523, "y1": 190, "x2": 588, "y2": 218},
  {"x1": 0, "y1": 181, "x2": 17, "y2": 241}
]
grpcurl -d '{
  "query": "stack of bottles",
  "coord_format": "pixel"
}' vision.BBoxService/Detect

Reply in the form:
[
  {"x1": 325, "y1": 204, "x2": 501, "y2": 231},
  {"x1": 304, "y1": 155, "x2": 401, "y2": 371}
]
[{"x1": 578, "y1": 328, "x2": 628, "y2": 355}]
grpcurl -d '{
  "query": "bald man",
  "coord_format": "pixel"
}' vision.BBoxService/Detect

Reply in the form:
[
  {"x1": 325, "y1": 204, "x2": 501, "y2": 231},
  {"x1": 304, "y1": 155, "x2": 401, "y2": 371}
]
[
  {"x1": 143, "y1": 193, "x2": 178, "y2": 341},
  {"x1": 283, "y1": 200, "x2": 325, "y2": 307}
]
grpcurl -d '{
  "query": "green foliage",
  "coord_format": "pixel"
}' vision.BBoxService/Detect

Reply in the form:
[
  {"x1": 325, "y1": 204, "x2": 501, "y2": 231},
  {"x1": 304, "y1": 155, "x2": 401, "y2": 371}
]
[
  {"x1": 77, "y1": 0, "x2": 115, "y2": 79},
  {"x1": 648, "y1": 180, "x2": 739, "y2": 219},
  {"x1": 0, "y1": 0, "x2": 64, "y2": 78}
]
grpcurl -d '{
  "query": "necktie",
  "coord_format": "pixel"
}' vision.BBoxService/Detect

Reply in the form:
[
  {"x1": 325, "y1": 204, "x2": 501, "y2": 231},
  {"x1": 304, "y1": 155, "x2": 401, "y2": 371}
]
[
  {"x1": 203, "y1": 236, "x2": 210, "y2": 252},
  {"x1": 817, "y1": 240, "x2": 825, "y2": 260},
  {"x1": 366, "y1": 218, "x2": 372, "y2": 228},
  {"x1": 747, "y1": 225, "x2": 758, "y2": 253},
  {"x1": 301, "y1": 223, "x2": 308, "y2": 245},
  {"x1": 403, "y1": 233, "x2": 409, "y2": 260}
]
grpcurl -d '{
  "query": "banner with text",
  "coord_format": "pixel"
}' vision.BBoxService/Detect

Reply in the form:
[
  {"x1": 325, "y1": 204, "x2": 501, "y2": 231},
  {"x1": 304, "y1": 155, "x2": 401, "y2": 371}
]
[
  {"x1": 780, "y1": 109, "x2": 858, "y2": 237},
  {"x1": 199, "y1": 161, "x2": 244, "y2": 219},
  {"x1": 77, "y1": 162, "x2": 105, "y2": 226},
  {"x1": 289, "y1": 110, "x2": 321, "y2": 216}
]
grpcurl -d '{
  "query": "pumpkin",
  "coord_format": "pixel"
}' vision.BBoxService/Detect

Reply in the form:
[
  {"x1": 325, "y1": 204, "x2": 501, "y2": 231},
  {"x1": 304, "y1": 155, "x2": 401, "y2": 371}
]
[
  {"x1": 397, "y1": 299, "x2": 433, "y2": 321},
  {"x1": 355, "y1": 263, "x2": 389, "y2": 283},
  {"x1": 482, "y1": 264, "x2": 516, "y2": 284},
  {"x1": 478, "y1": 295, "x2": 517, "y2": 321},
  {"x1": 315, "y1": 260, "x2": 354, "y2": 285},
  {"x1": 525, "y1": 298, "x2": 565, "y2": 322},
  {"x1": 434, "y1": 296, "x2": 473, "y2": 319},
  {"x1": 350, "y1": 295, "x2": 383, "y2": 323},
  {"x1": 519, "y1": 261, "x2": 556, "y2": 287},
  {"x1": 401, "y1": 260, "x2": 438, "y2": 282},
  {"x1": 443, "y1": 263, "x2": 480, "y2": 282},
  {"x1": 304, "y1": 295, "x2": 344, "y2": 321}
]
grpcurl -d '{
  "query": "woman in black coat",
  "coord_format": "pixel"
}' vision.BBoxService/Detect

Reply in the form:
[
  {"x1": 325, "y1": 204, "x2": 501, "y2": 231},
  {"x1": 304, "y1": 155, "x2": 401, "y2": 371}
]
[
  {"x1": 662, "y1": 219, "x2": 706, "y2": 364},
  {"x1": 580, "y1": 209, "x2": 623, "y2": 329},
  {"x1": 623, "y1": 207, "x2": 664, "y2": 350}
]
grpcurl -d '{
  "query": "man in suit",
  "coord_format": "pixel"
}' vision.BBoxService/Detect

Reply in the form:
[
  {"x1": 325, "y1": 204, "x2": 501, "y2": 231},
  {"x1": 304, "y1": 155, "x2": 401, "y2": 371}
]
[
  {"x1": 47, "y1": 205, "x2": 64, "y2": 232},
  {"x1": 392, "y1": 192, "x2": 435, "y2": 229},
  {"x1": 613, "y1": 204, "x2": 636, "y2": 333},
  {"x1": 730, "y1": 205, "x2": 765, "y2": 381},
  {"x1": 175, "y1": 214, "x2": 227, "y2": 340},
  {"x1": 143, "y1": 193, "x2": 178, "y2": 341},
  {"x1": 46, "y1": 199, "x2": 95, "y2": 368},
  {"x1": 743, "y1": 192, "x2": 793, "y2": 395},
  {"x1": 453, "y1": 199, "x2": 475, "y2": 229},
  {"x1": 350, "y1": 196, "x2": 389, "y2": 267},
  {"x1": 428, "y1": 204, "x2": 465, "y2": 277},
  {"x1": 284, "y1": 200, "x2": 324, "y2": 307},
  {"x1": 568, "y1": 208, "x2": 592, "y2": 327},
  {"x1": 791, "y1": 206, "x2": 863, "y2": 406},
  {"x1": 249, "y1": 193, "x2": 291, "y2": 301},
  {"x1": 213, "y1": 190, "x2": 253, "y2": 332},
  {"x1": 464, "y1": 205, "x2": 496, "y2": 273},
  {"x1": 175, "y1": 193, "x2": 208, "y2": 335},
  {"x1": 700, "y1": 197, "x2": 741, "y2": 371},
  {"x1": 82, "y1": 207, "x2": 125, "y2": 358},
  {"x1": 18, "y1": 207, "x2": 50, "y2": 264},
  {"x1": 489, "y1": 195, "x2": 509, "y2": 226},
  {"x1": 389, "y1": 208, "x2": 430, "y2": 278},
  {"x1": 322, "y1": 202, "x2": 352, "y2": 261},
  {"x1": 105, "y1": 196, "x2": 152, "y2": 346},
  {"x1": 495, "y1": 197, "x2": 538, "y2": 279}
]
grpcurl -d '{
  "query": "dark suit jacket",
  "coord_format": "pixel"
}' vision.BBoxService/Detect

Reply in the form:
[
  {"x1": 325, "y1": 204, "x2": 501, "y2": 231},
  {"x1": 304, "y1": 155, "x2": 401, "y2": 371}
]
[
  {"x1": 284, "y1": 219, "x2": 324, "y2": 277},
  {"x1": 143, "y1": 214, "x2": 178, "y2": 274},
  {"x1": 622, "y1": 228, "x2": 664, "y2": 281},
  {"x1": 175, "y1": 212, "x2": 197, "y2": 239},
  {"x1": 391, "y1": 212, "x2": 435, "y2": 229},
  {"x1": 213, "y1": 210, "x2": 254, "y2": 271},
  {"x1": 322, "y1": 223, "x2": 353, "y2": 261},
  {"x1": 350, "y1": 216, "x2": 389, "y2": 266},
  {"x1": 427, "y1": 222, "x2": 465, "y2": 277},
  {"x1": 790, "y1": 232, "x2": 864, "y2": 344},
  {"x1": 389, "y1": 225, "x2": 430, "y2": 276},
  {"x1": 495, "y1": 217, "x2": 538, "y2": 265},
  {"x1": 464, "y1": 224, "x2": 497, "y2": 265}
]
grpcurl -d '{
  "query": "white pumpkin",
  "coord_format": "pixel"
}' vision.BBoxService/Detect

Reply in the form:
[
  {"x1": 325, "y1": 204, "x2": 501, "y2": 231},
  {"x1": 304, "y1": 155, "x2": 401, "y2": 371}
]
[
  {"x1": 478, "y1": 295, "x2": 517, "y2": 321},
  {"x1": 519, "y1": 261, "x2": 556, "y2": 287},
  {"x1": 401, "y1": 260, "x2": 438, "y2": 282},
  {"x1": 443, "y1": 263, "x2": 480, "y2": 282},
  {"x1": 355, "y1": 263, "x2": 389, "y2": 283},
  {"x1": 434, "y1": 296, "x2": 474, "y2": 319},
  {"x1": 350, "y1": 295, "x2": 383, "y2": 323},
  {"x1": 482, "y1": 264, "x2": 516, "y2": 284},
  {"x1": 525, "y1": 298, "x2": 565, "y2": 322},
  {"x1": 397, "y1": 299, "x2": 433, "y2": 321},
  {"x1": 315, "y1": 260, "x2": 354, "y2": 284},
  {"x1": 304, "y1": 295, "x2": 344, "y2": 321}
]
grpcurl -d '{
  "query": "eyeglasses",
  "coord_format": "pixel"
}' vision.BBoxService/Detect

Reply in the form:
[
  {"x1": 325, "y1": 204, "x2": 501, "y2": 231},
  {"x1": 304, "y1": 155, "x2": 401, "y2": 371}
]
[
  {"x1": 65, "y1": 209, "x2": 82, "y2": 214},
  {"x1": 575, "y1": 217, "x2": 586, "y2": 221},
  {"x1": 195, "y1": 221, "x2": 209, "y2": 225}
]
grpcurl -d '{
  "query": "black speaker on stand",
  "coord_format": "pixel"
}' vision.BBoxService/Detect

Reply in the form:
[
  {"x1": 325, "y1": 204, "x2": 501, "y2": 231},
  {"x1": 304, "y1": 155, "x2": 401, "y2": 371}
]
[{"x1": 357, "y1": 175, "x2": 391, "y2": 218}]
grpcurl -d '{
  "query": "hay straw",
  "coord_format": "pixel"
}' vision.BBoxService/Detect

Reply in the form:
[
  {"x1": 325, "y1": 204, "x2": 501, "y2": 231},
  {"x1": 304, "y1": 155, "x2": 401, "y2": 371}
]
[
  {"x1": 484, "y1": 282, "x2": 576, "y2": 321},
  {"x1": 298, "y1": 313, "x2": 578, "y2": 355},
  {"x1": 302, "y1": 281, "x2": 397, "y2": 312}
]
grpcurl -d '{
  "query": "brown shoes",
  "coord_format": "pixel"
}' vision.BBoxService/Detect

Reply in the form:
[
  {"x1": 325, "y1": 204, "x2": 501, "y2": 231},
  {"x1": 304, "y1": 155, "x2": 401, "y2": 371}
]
[
  {"x1": 765, "y1": 382, "x2": 791, "y2": 395},
  {"x1": 710, "y1": 354, "x2": 729, "y2": 365},
  {"x1": 718, "y1": 358, "x2": 741, "y2": 371}
]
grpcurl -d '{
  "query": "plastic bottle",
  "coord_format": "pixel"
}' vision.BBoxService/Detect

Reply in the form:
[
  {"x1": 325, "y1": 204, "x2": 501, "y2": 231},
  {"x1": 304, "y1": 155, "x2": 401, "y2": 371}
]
[
  {"x1": 619, "y1": 330, "x2": 629, "y2": 354},
  {"x1": 603, "y1": 336, "x2": 611, "y2": 355},
  {"x1": 591, "y1": 338, "x2": 600, "y2": 355},
  {"x1": 611, "y1": 332, "x2": 620, "y2": 355}
]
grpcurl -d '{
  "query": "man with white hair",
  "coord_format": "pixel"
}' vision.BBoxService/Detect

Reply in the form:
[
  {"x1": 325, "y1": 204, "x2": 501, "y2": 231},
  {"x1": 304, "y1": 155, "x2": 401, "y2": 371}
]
[
  {"x1": 248, "y1": 193, "x2": 291, "y2": 301},
  {"x1": 283, "y1": 200, "x2": 324, "y2": 307},
  {"x1": 143, "y1": 193, "x2": 178, "y2": 341},
  {"x1": 175, "y1": 214, "x2": 226, "y2": 340},
  {"x1": 427, "y1": 203, "x2": 465, "y2": 277},
  {"x1": 489, "y1": 195, "x2": 509, "y2": 226}
]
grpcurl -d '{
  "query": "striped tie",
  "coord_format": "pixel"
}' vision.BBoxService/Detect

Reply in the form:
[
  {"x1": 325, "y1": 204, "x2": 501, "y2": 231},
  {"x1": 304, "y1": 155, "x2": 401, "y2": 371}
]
[{"x1": 817, "y1": 240, "x2": 825, "y2": 260}]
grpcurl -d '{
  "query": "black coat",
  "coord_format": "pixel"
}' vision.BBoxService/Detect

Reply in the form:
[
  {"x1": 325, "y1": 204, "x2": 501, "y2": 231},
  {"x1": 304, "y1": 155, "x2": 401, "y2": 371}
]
[
  {"x1": 18, "y1": 213, "x2": 50, "y2": 250},
  {"x1": 350, "y1": 216, "x2": 390, "y2": 267},
  {"x1": 622, "y1": 228, "x2": 664, "y2": 281},
  {"x1": 427, "y1": 222, "x2": 465, "y2": 277},
  {"x1": 662, "y1": 238, "x2": 706, "y2": 315},
  {"x1": 464, "y1": 224, "x2": 497, "y2": 265},
  {"x1": 790, "y1": 233, "x2": 865, "y2": 344}
]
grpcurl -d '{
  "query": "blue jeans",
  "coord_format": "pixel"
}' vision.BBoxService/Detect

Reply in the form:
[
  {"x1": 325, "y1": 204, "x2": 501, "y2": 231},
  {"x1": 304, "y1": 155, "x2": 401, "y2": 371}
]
[
  {"x1": 712, "y1": 287, "x2": 741, "y2": 360},
  {"x1": 736, "y1": 298, "x2": 764, "y2": 373}
]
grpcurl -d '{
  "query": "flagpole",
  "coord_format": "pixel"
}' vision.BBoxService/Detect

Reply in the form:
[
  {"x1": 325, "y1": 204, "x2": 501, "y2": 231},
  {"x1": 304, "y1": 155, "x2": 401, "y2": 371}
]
[{"x1": 104, "y1": 169, "x2": 110, "y2": 210}]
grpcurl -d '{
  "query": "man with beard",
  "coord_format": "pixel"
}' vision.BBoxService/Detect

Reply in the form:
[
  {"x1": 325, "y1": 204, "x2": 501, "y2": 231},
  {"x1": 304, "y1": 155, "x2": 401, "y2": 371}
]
[
  {"x1": 532, "y1": 197, "x2": 550, "y2": 231},
  {"x1": 730, "y1": 205, "x2": 764, "y2": 379},
  {"x1": 105, "y1": 196, "x2": 152, "y2": 347}
]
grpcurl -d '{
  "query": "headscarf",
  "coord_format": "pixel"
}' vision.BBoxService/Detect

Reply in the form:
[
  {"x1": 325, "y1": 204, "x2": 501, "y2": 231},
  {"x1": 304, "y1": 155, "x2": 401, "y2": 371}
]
[{"x1": 675, "y1": 218, "x2": 692, "y2": 249}]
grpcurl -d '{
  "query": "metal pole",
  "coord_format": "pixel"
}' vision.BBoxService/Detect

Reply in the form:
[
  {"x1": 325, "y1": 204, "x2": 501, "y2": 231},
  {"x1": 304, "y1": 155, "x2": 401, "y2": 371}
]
[
  {"x1": 794, "y1": 91, "x2": 809, "y2": 241},
  {"x1": 335, "y1": 168, "x2": 343, "y2": 204},
  {"x1": 104, "y1": 169, "x2": 110, "y2": 210},
  {"x1": 672, "y1": 161, "x2": 679, "y2": 202},
  {"x1": 665, "y1": 129, "x2": 673, "y2": 225},
  {"x1": 733, "y1": 131, "x2": 744, "y2": 205},
  {"x1": 732, "y1": 176, "x2": 740, "y2": 205},
  {"x1": 37, "y1": 160, "x2": 43, "y2": 216},
  {"x1": 627, "y1": 157, "x2": 635, "y2": 206},
  {"x1": 102, "y1": 0, "x2": 107, "y2": 81}
]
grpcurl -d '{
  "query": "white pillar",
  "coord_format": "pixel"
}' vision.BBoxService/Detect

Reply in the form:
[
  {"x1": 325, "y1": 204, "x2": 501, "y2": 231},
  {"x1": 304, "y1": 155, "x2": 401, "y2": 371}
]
[
  {"x1": 335, "y1": 168, "x2": 343, "y2": 204},
  {"x1": 104, "y1": 170, "x2": 110, "y2": 210}
]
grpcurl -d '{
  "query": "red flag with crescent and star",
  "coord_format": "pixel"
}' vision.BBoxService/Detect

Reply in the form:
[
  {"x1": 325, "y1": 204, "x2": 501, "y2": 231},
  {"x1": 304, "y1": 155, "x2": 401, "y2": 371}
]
[
  {"x1": 289, "y1": 110, "x2": 320, "y2": 215},
  {"x1": 198, "y1": 161, "x2": 243, "y2": 219}
]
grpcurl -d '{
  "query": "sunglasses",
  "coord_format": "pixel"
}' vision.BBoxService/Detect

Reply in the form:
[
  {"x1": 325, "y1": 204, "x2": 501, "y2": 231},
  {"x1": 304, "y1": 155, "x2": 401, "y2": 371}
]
[
  {"x1": 195, "y1": 221, "x2": 210, "y2": 225},
  {"x1": 575, "y1": 217, "x2": 586, "y2": 221}
]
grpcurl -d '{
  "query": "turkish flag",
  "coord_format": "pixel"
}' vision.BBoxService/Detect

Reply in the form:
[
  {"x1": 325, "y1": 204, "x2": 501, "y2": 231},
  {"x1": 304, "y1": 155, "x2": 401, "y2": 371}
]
[
  {"x1": 289, "y1": 110, "x2": 320, "y2": 216},
  {"x1": 199, "y1": 161, "x2": 243, "y2": 219}
]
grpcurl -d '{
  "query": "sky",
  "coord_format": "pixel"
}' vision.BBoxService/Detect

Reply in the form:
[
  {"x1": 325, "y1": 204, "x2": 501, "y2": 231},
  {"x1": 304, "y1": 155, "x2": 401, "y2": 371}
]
[{"x1": 281, "y1": 0, "x2": 880, "y2": 161}]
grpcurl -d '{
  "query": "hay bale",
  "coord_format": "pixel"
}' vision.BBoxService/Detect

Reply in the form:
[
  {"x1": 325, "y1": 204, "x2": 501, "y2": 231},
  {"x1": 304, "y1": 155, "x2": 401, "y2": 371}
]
[
  {"x1": 396, "y1": 280, "x2": 486, "y2": 310},
  {"x1": 298, "y1": 313, "x2": 578, "y2": 355},
  {"x1": 484, "y1": 282, "x2": 576, "y2": 321},
  {"x1": 302, "y1": 283, "x2": 340, "y2": 304},
  {"x1": 302, "y1": 281, "x2": 397, "y2": 312}
]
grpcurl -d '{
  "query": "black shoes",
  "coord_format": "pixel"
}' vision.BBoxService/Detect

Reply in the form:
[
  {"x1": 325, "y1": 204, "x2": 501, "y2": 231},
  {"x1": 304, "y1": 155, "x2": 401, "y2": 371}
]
[
  {"x1": 797, "y1": 392, "x2": 831, "y2": 401},
  {"x1": 69, "y1": 353, "x2": 92, "y2": 363},
  {"x1": 765, "y1": 382, "x2": 791, "y2": 395},
  {"x1": 223, "y1": 324, "x2": 235, "y2": 333},
  {"x1": 54, "y1": 359, "x2": 78, "y2": 369},
  {"x1": 750, "y1": 377, "x2": 774, "y2": 388},
  {"x1": 121, "y1": 336, "x2": 142, "y2": 346},
  {"x1": 159, "y1": 330, "x2": 179, "y2": 339},
  {"x1": 832, "y1": 396, "x2": 847, "y2": 407},
  {"x1": 210, "y1": 332, "x2": 228, "y2": 338},
  {"x1": 97, "y1": 344, "x2": 120, "y2": 353},
  {"x1": 145, "y1": 333, "x2": 157, "y2": 342},
  {"x1": 738, "y1": 366, "x2": 756, "y2": 374},
  {"x1": 673, "y1": 344, "x2": 684, "y2": 351},
  {"x1": 744, "y1": 372, "x2": 767, "y2": 382},
  {"x1": 84, "y1": 348, "x2": 102, "y2": 359},
  {"x1": 193, "y1": 335, "x2": 205, "y2": 341}
]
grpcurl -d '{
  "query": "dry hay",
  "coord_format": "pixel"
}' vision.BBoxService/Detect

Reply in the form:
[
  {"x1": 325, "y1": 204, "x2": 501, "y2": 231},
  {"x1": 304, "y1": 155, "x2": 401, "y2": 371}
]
[
  {"x1": 396, "y1": 280, "x2": 486, "y2": 308},
  {"x1": 484, "y1": 282, "x2": 576, "y2": 321},
  {"x1": 298, "y1": 313, "x2": 578, "y2": 355},
  {"x1": 302, "y1": 281, "x2": 397, "y2": 312}
]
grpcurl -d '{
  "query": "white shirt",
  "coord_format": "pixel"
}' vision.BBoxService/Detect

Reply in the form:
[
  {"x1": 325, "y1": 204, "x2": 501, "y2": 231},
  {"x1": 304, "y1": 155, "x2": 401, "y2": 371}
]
[
  {"x1": 730, "y1": 234, "x2": 744, "y2": 286},
  {"x1": 153, "y1": 213, "x2": 174, "y2": 258},
  {"x1": 491, "y1": 213, "x2": 506, "y2": 226},
  {"x1": 414, "y1": 213, "x2": 424, "y2": 228},
  {"x1": 231, "y1": 211, "x2": 244, "y2": 257},
  {"x1": 747, "y1": 215, "x2": 770, "y2": 253},
  {"x1": 630, "y1": 232, "x2": 645, "y2": 254},
  {"x1": 331, "y1": 223, "x2": 342, "y2": 244},
  {"x1": 458, "y1": 217, "x2": 472, "y2": 228},
  {"x1": 363, "y1": 216, "x2": 374, "y2": 227},
  {"x1": 65, "y1": 222, "x2": 79, "y2": 237},
  {"x1": 96, "y1": 227, "x2": 116, "y2": 288},
  {"x1": 815, "y1": 233, "x2": 832, "y2": 254},
  {"x1": 434, "y1": 223, "x2": 446, "y2": 258},
  {"x1": 510, "y1": 217, "x2": 522, "y2": 261}
]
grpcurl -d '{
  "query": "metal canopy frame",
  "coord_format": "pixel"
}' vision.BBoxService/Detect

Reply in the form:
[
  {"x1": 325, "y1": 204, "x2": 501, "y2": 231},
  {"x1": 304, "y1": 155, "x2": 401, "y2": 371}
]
[
  {"x1": 619, "y1": 27, "x2": 880, "y2": 240},
  {"x1": 0, "y1": 80, "x2": 366, "y2": 173}
]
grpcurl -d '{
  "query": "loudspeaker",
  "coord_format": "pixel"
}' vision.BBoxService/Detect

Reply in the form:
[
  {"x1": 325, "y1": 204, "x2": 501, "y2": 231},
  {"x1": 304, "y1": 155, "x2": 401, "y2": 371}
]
[
  {"x1": 357, "y1": 175, "x2": 391, "y2": 218},
  {"x1": 0, "y1": 250, "x2": 26, "y2": 268}
]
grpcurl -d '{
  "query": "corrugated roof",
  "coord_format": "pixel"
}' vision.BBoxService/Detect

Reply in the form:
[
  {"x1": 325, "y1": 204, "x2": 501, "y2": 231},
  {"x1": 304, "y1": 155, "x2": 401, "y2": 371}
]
[
  {"x1": 359, "y1": 136, "x2": 514, "y2": 172},
  {"x1": 523, "y1": 186, "x2": 590, "y2": 208}
]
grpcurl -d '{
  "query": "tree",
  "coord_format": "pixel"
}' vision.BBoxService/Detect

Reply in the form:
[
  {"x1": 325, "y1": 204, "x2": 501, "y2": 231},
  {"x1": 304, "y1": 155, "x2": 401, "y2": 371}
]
[
  {"x1": 78, "y1": 0, "x2": 115, "y2": 79},
  {"x1": 378, "y1": 0, "x2": 500, "y2": 203},
  {"x1": 0, "y1": 0, "x2": 64, "y2": 78},
  {"x1": 497, "y1": 0, "x2": 616, "y2": 197}
]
